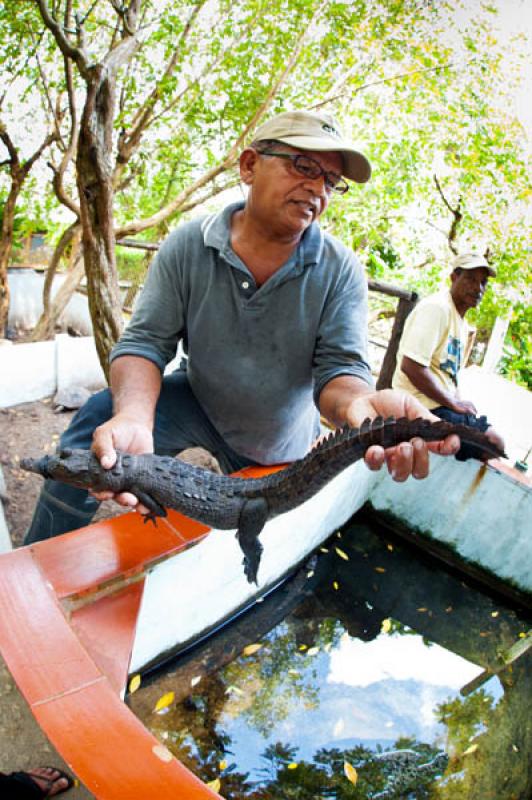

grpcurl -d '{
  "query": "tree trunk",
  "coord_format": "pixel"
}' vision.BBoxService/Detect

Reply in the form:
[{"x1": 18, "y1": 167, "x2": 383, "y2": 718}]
[
  {"x1": 30, "y1": 222, "x2": 82, "y2": 341},
  {"x1": 31, "y1": 241, "x2": 84, "y2": 341},
  {"x1": 0, "y1": 179, "x2": 22, "y2": 337},
  {"x1": 76, "y1": 65, "x2": 123, "y2": 381}
]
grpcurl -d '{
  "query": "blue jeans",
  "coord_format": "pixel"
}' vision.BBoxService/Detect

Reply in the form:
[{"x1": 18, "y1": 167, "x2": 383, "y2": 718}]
[
  {"x1": 24, "y1": 370, "x2": 257, "y2": 543},
  {"x1": 432, "y1": 406, "x2": 490, "y2": 462}
]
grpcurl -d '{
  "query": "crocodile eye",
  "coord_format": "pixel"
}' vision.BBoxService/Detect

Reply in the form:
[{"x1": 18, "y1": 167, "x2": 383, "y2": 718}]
[{"x1": 60, "y1": 448, "x2": 72, "y2": 458}]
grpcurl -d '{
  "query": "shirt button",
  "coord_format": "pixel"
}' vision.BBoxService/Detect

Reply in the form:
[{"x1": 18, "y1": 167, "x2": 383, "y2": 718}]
[{"x1": 242, "y1": 281, "x2": 250, "y2": 289}]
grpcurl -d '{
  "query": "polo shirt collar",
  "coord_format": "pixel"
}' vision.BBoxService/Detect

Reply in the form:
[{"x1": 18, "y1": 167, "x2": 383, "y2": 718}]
[{"x1": 201, "y1": 201, "x2": 324, "y2": 267}]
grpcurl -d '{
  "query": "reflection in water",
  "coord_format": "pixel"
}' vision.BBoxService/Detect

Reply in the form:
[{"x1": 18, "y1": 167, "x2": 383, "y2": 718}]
[{"x1": 128, "y1": 516, "x2": 531, "y2": 799}]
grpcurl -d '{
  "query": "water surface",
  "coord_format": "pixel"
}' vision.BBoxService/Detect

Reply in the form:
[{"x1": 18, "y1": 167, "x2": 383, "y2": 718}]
[{"x1": 128, "y1": 516, "x2": 531, "y2": 799}]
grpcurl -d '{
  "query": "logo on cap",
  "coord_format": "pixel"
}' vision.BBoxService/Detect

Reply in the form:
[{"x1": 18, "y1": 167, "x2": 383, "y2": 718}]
[{"x1": 322, "y1": 123, "x2": 341, "y2": 138}]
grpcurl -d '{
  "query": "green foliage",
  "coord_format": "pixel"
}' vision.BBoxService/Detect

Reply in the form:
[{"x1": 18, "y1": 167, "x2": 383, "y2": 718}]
[
  {"x1": 498, "y1": 307, "x2": 532, "y2": 389},
  {"x1": 0, "y1": 0, "x2": 529, "y2": 373},
  {"x1": 436, "y1": 690, "x2": 495, "y2": 756},
  {"x1": 115, "y1": 247, "x2": 150, "y2": 284}
]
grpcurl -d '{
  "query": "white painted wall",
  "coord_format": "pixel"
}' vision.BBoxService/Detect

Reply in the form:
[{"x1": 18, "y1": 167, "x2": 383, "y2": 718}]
[{"x1": 0, "y1": 335, "x2": 106, "y2": 408}]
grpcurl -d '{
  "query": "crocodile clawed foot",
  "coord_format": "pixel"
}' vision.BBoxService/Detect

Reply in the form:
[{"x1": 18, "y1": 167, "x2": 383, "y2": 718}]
[
  {"x1": 242, "y1": 543, "x2": 262, "y2": 585},
  {"x1": 142, "y1": 513, "x2": 158, "y2": 526}
]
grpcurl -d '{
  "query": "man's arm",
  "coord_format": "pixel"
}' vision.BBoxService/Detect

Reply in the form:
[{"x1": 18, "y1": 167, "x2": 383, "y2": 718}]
[
  {"x1": 319, "y1": 375, "x2": 459, "y2": 481},
  {"x1": 400, "y1": 356, "x2": 477, "y2": 415}
]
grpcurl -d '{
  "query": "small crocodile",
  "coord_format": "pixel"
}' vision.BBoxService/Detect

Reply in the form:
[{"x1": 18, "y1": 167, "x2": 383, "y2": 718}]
[{"x1": 21, "y1": 416, "x2": 504, "y2": 583}]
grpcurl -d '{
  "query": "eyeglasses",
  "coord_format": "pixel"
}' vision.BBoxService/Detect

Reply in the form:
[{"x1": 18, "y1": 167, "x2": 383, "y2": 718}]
[{"x1": 259, "y1": 151, "x2": 349, "y2": 194}]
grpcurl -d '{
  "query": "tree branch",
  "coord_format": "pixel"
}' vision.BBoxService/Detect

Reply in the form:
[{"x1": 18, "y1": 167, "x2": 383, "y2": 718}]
[
  {"x1": 22, "y1": 130, "x2": 58, "y2": 176},
  {"x1": 115, "y1": 2, "x2": 326, "y2": 237},
  {"x1": 311, "y1": 62, "x2": 454, "y2": 110},
  {"x1": 119, "y1": 0, "x2": 205, "y2": 156},
  {"x1": 0, "y1": 123, "x2": 20, "y2": 168},
  {"x1": 433, "y1": 174, "x2": 463, "y2": 254},
  {"x1": 36, "y1": 0, "x2": 89, "y2": 71}
]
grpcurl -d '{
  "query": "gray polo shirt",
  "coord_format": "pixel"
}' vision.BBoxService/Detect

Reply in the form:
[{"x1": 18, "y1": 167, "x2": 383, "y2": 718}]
[{"x1": 111, "y1": 202, "x2": 372, "y2": 463}]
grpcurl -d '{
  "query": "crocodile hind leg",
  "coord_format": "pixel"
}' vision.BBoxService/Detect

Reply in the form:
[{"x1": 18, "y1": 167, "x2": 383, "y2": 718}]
[
  {"x1": 134, "y1": 490, "x2": 167, "y2": 525},
  {"x1": 236, "y1": 497, "x2": 269, "y2": 584}
]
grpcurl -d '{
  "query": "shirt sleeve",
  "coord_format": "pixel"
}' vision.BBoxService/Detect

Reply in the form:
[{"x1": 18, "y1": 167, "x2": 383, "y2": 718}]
[
  {"x1": 110, "y1": 231, "x2": 185, "y2": 371},
  {"x1": 313, "y1": 250, "x2": 373, "y2": 404},
  {"x1": 399, "y1": 299, "x2": 448, "y2": 367}
]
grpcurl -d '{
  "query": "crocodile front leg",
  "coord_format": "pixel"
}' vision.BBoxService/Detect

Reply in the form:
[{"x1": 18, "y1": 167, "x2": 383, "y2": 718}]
[{"x1": 236, "y1": 497, "x2": 269, "y2": 585}]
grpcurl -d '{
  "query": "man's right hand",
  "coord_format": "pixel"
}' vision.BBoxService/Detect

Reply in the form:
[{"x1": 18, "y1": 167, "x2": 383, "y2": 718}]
[
  {"x1": 450, "y1": 398, "x2": 477, "y2": 415},
  {"x1": 90, "y1": 413, "x2": 154, "y2": 511}
]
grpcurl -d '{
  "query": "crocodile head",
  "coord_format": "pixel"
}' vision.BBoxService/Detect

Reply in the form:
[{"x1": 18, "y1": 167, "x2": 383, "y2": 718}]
[{"x1": 20, "y1": 448, "x2": 103, "y2": 490}]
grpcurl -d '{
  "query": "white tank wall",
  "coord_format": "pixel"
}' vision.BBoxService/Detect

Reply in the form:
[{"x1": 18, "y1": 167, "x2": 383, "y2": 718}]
[
  {"x1": 0, "y1": 336, "x2": 106, "y2": 408},
  {"x1": 7, "y1": 268, "x2": 93, "y2": 336}
]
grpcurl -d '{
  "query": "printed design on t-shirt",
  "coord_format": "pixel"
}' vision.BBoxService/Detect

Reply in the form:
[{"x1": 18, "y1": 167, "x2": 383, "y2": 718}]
[{"x1": 439, "y1": 335, "x2": 462, "y2": 384}]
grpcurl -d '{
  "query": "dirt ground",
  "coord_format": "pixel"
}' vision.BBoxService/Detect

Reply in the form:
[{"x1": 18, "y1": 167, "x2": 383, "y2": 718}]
[{"x1": 0, "y1": 397, "x2": 123, "y2": 547}]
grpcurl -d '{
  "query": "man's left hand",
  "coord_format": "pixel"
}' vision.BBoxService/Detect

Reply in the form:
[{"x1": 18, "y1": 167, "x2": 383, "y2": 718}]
[{"x1": 344, "y1": 388, "x2": 460, "y2": 481}]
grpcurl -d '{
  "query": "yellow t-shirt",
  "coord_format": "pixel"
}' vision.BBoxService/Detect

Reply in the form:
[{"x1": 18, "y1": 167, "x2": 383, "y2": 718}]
[{"x1": 392, "y1": 291, "x2": 473, "y2": 410}]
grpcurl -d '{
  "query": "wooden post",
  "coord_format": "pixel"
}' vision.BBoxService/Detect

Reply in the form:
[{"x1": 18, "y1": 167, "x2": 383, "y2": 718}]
[{"x1": 376, "y1": 293, "x2": 418, "y2": 390}]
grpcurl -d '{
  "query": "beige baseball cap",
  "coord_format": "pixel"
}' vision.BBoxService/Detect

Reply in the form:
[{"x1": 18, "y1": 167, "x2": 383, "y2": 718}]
[
  {"x1": 452, "y1": 253, "x2": 496, "y2": 277},
  {"x1": 252, "y1": 110, "x2": 371, "y2": 183}
]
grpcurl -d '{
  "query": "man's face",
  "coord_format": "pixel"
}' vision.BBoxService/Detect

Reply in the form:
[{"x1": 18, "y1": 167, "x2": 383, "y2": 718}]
[
  {"x1": 241, "y1": 145, "x2": 345, "y2": 239},
  {"x1": 450, "y1": 267, "x2": 491, "y2": 313}
]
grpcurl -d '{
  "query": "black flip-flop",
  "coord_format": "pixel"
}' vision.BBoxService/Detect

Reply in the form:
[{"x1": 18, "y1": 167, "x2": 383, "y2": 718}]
[{"x1": 9, "y1": 767, "x2": 74, "y2": 798}]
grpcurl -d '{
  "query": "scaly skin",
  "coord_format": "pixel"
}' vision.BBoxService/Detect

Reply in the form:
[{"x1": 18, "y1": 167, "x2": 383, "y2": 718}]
[{"x1": 21, "y1": 416, "x2": 504, "y2": 583}]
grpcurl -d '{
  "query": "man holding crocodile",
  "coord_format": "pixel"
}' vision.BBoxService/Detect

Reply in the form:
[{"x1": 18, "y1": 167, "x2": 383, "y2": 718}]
[{"x1": 25, "y1": 109, "x2": 464, "y2": 545}]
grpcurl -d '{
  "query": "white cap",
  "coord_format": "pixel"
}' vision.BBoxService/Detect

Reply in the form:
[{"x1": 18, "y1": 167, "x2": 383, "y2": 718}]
[
  {"x1": 253, "y1": 110, "x2": 371, "y2": 183},
  {"x1": 452, "y1": 253, "x2": 496, "y2": 277}
]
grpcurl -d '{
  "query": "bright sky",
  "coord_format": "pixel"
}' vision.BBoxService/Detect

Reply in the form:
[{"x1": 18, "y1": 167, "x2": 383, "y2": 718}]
[{"x1": 327, "y1": 632, "x2": 482, "y2": 689}]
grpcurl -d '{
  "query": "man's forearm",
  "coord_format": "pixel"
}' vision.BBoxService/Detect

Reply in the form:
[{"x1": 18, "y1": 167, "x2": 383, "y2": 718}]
[
  {"x1": 318, "y1": 375, "x2": 373, "y2": 427},
  {"x1": 400, "y1": 356, "x2": 457, "y2": 409},
  {"x1": 110, "y1": 356, "x2": 163, "y2": 427}
]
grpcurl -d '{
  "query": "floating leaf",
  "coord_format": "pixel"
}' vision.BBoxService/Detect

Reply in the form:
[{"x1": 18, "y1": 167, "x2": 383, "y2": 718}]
[
  {"x1": 191, "y1": 675, "x2": 202, "y2": 687},
  {"x1": 375, "y1": 566, "x2": 386, "y2": 573},
  {"x1": 319, "y1": 547, "x2": 329, "y2": 553},
  {"x1": 299, "y1": 644, "x2": 308, "y2": 651},
  {"x1": 491, "y1": 611, "x2": 499, "y2": 617},
  {"x1": 129, "y1": 674, "x2": 141, "y2": 694},
  {"x1": 335, "y1": 547, "x2": 349, "y2": 560},
  {"x1": 154, "y1": 691, "x2": 175, "y2": 713},
  {"x1": 386, "y1": 543, "x2": 394, "y2": 552},
  {"x1": 307, "y1": 646, "x2": 319, "y2": 656},
  {"x1": 288, "y1": 669, "x2": 300, "y2": 676},
  {"x1": 343, "y1": 761, "x2": 358, "y2": 785},
  {"x1": 333, "y1": 581, "x2": 339, "y2": 590},
  {"x1": 334, "y1": 718, "x2": 345, "y2": 737},
  {"x1": 207, "y1": 777, "x2": 221, "y2": 792},
  {"x1": 417, "y1": 607, "x2": 428, "y2": 612},
  {"x1": 225, "y1": 684, "x2": 244, "y2": 696},
  {"x1": 287, "y1": 762, "x2": 298, "y2": 770},
  {"x1": 152, "y1": 744, "x2": 173, "y2": 763},
  {"x1": 381, "y1": 618, "x2": 392, "y2": 634},
  {"x1": 463, "y1": 743, "x2": 479, "y2": 756},
  {"x1": 255, "y1": 596, "x2": 264, "y2": 603},
  {"x1": 219, "y1": 759, "x2": 228, "y2": 770},
  {"x1": 512, "y1": 744, "x2": 519, "y2": 752},
  {"x1": 243, "y1": 643, "x2": 262, "y2": 656},
  {"x1": 446, "y1": 606, "x2": 453, "y2": 613},
  {"x1": 307, "y1": 570, "x2": 314, "y2": 578}
]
